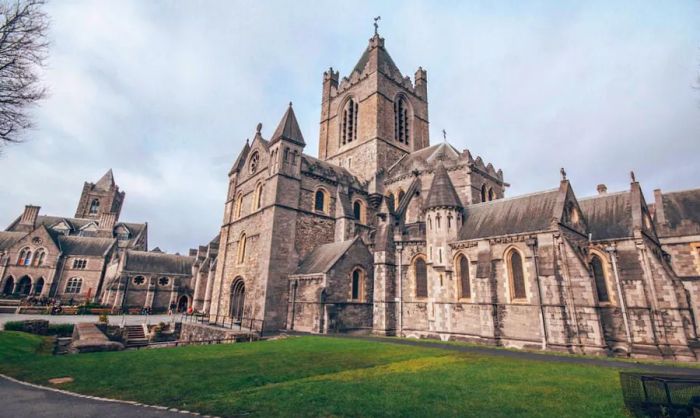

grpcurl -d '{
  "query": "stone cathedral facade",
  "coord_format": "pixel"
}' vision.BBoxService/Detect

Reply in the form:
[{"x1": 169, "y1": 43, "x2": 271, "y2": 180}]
[{"x1": 204, "y1": 31, "x2": 700, "y2": 360}]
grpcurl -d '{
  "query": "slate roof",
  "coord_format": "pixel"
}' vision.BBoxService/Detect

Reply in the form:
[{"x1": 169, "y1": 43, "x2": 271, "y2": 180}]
[
  {"x1": 57, "y1": 236, "x2": 116, "y2": 256},
  {"x1": 458, "y1": 189, "x2": 560, "y2": 241},
  {"x1": 229, "y1": 141, "x2": 250, "y2": 175},
  {"x1": 123, "y1": 250, "x2": 194, "y2": 276},
  {"x1": 269, "y1": 103, "x2": 305, "y2": 146},
  {"x1": 352, "y1": 35, "x2": 400, "y2": 76},
  {"x1": 579, "y1": 191, "x2": 634, "y2": 241},
  {"x1": 8, "y1": 215, "x2": 147, "y2": 239},
  {"x1": 0, "y1": 231, "x2": 26, "y2": 251},
  {"x1": 295, "y1": 239, "x2": 356, "y2": 275},
  {"x1": 656, "y1": 189, "x2": 700, "y2": 238},
  {"x1": 301, "y1": 155, "x2": 363, "y2": 189},
  {"x1": 94, "y1": 169, "x2": 115, "y2": 191},
  {"x1": 424, "y1": 164, "x2": 462, "y2": 210}
]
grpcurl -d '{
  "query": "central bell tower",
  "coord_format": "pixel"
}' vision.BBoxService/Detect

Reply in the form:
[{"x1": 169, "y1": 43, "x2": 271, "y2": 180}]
[{"x1": 318, "y1": 30, "x2": 430, "y2": 183}]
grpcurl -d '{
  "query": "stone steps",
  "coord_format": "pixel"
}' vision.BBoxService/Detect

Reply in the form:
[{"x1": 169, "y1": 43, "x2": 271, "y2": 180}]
[{"x1": 124, "y1": 325, "x2": 148, "y2": 348}]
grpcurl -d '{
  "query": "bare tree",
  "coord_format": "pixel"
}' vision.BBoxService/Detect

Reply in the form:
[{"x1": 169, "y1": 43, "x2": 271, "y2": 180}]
[{"x1": 0, "y1": 0, "x2": 48, "y2": 150}]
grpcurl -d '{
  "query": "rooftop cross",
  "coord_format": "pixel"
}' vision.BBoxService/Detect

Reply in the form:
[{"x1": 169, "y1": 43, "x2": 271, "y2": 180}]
[{"x1": 374, "y1": 16, "x2": 381, "y2": 35}]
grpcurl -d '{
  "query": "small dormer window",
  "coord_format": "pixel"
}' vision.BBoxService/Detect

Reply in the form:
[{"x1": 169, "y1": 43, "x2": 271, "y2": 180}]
[{"x1": 249, "y1": 151, "x2": 260, "y2": 174}]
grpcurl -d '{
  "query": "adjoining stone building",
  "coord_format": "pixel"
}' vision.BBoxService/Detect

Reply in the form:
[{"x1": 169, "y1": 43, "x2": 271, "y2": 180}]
[
  {"x1": 207, "y1": 30, "x2": 700, "y2": 360},
  {"x1": 0, "y1": 171, "x2": 199, "y2": 313}
]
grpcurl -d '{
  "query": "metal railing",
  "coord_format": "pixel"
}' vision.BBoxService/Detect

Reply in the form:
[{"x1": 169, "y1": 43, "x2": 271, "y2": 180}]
[
  {"x1": 180, "y1": 313, "x2": 264, "y2": 337},
  {"x1": 620, "y1": 372, "x2": 700, "y2": 417}
]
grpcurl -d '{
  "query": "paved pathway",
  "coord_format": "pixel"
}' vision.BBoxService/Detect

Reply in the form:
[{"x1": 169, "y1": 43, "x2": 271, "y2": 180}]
[
  {"x1": 0, "y1": 313, "x2": 173, "y2": 328},
  {"x1": 323, "y1": 334, "x2": 700, "y2": 375},
  {"x1": 0, "y1": 375, "x2": 194, "y2": 418}
]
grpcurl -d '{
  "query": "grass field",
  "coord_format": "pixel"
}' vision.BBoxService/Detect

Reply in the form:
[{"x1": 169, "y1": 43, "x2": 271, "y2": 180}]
[{"x1": 0, "y1": 331, "x2": 629, "y2": 417}]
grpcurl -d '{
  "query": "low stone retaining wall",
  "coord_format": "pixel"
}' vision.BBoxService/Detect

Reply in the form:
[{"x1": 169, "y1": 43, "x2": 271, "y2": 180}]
[
  {"x1": 69, "y1": 323, "x2": 124, "y2": 354},
  {"x1": 180, "y1": 322, "x2": 256, "y2": 343}
]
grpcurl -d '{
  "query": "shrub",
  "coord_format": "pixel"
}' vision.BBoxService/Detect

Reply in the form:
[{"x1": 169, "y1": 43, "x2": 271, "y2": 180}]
[
  {"x1": 47, "y1": 324, "x2": 74, "y2": 337},
  {"x1": 98, "y1": 314, "x2": 109, "y2": 324},
  {"x1": 3, "y1": 321, "x2": 24, "y2": 332}
]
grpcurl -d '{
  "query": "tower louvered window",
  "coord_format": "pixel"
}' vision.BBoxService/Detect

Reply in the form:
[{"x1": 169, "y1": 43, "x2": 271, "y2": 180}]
[
  {"x1": 341, "y1": 98, "x2": 358, "y2": 145},
  {"x1": 394, "y1": 97, "x2": 410, "y2": 145}
]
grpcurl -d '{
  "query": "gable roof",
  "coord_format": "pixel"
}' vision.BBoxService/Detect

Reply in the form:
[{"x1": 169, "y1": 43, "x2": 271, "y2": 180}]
[
  {"x1": 579, "y1": 191, "x2": 634, "y2": 241},
  {"x1": 458, "y1": 189, "x2": 560, "y2": 241},
  {"x1": 0, "y1": 231, "x2": 26, "y2": 251},
  {"x1": 123, "y1": 250, "x2": 194, "y2": 276},
  {"x1": 424, "y1": 164, "x2": 462, "y2": 210},
  {"x1": 229, "y1": 141, "x2": 251, "y2": 175},
  {"x1": 269, "y1": 103, "x2": 305, "y2": 146},
  {"x1": 655, "y1": 188, "x2": 700, "y2": 238},
  {"x1": 58, "y1": 236, "x2": 116, "y2": 257},
  {"x1": 295, "y1": 239, "x2": 357, "y2": 275}
]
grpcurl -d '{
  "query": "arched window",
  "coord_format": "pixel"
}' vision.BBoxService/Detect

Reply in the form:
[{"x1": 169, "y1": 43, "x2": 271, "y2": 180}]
[
  {"x1": 351, "y1": 268, "x2": 364, "y2": 301},
  {"x1": 17, "y1": 248, "x2": 29, "y2": 265},
  {"x1": 457, "y1": 255, "x2": 470, "y2": 299},
  {"x1": 353, "y1": 200, "x2": 364, "y2": 223},
  {"x1": 284, "y1": 147, "x2": 289, "y2": 164},
  {"x1": 488, "y1": 188, "x2": 494, "y2": 201},
  {"x1": 253, "y1": 183, "x2": 264, "y2": 210},
  {"x1": 427, "y1": 216, "x2": 432, "y2": 230},
  {"x1": 590, "y1": 255, "x2": 610, "y2": 303},
  {"x1": 341, "y1": 98, "x2": 359, "y2": 145},
  {"x1": 436, "y1": 214, "x2": 441, "y2": 229},
  {"x1": 230, "y1": 278, "x2": 245, "y2": 321},
  {"x1": 507, "y1": 249, "x2": 527, "y2": 300},
  {"x1": 314, "y1": 189, "x2": 328, "y2": 213},
  {"x1": 248, "y1": 151, "x2": 260, "y2": 174},
  {"x1": 234, "y1": 194, "x2": 243, "y2": 219},
  {"x1": 292, "y1": 150, "x2": 298, "y2": 166},
  {"x1": 21, "y1": 249, "x2": 32, "y2": 266},
  {"x1": 89, "y1": 199, "x2": 100, "y2": 214},
  {"x1": 414, "y1": 257, "x2": 428, "y2": 298},
  {"x1": 65, "y1": 277, "x2": 82, "y2": 294},
  {"x1": 447, "y1": 214, "x2": 453, "y2": 229},
  {"x1": 394, "y1": 96, "x2": 410, "y2": 144},
  {"x1": 33, "y1": 249, "x2": 46, "y2": 266},
  {"x1": 480, "y1": 184, "x2": 487, "y2": 203},
  {"x1": 237, "y1": 233, "x2": 247, "y2": 264},
  {"x1": 34, "y1": 277, "x2": 44, "y2": 295},
  {"x1": 2, "y1": 276, "x2": 15, "y2": 295}
]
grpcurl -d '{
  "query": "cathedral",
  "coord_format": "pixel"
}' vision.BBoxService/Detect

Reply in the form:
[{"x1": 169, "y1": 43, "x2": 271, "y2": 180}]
[
  {"x1": 2, "y1": 29, "x2": 700, "y2": 361},
  {"x1": 203, "y1": 30, "x2": 700, "y2": 360}
]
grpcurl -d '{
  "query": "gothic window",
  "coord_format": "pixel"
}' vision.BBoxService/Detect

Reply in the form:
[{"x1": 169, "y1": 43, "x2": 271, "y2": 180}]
[
  {"x1": 284, "y1": 147, "x2": 289, "y2": 164},
  {"x1": 353, "y1": 200, "x2": 365, "y2": 223},
  {"x1": 507, "y1": 249, "x2": 527, "y2": 301},
  {"x1": 314, "y1": 189, "x2": 328, "y2": 214},
  {"x1": 447, "y1": 214, "x2": 453, "y2": 229},
  {"x1": 158, "y1": 277, "x2": 169, "y2": 286},
  {"x1": 17, "y1": 248, "x2": 30, "y2": 265},
  {"x1": 351, "y1": 268, "x2": 364, "y2": 301},
  {"x1": 133, "y1": 276, "x2": 145, "y2": 285},
  {"x1": 89, "y1": 199, "x2": 100, "y2": 214},
  {"x1": 33, "y1": 249, "x2": 46, "y2": 266},
  {"x1": 427, "y1": 216, "x2": 432, "y2": 230},
  {"x1": 480, "y1": 185, "x2": 487, "y2": 203},
  {"x1": 436, "y1": 214, "x2": 441, "y2": 229},
  {"x1": 341, "y1": 98, "x2": 359, "y2": 145},
  {"x1": 34, "y1": 277, "x2": 44, "y2": 295},
  {"x1": 438, "y1": 248, "x2": 443, "y2": 263},
  {"x1": 394, "y1": 96, "x2": 410, "y2": 144},
  {"x1": 590, "y1": 255, "x2": 610, "y2": 303},
  {"x1": 414, "y1": 257, "x2": 428, "y2": 298},
  {"x1": 237, "y1": 233, "x2": 247, "y2": 264},
  {"x1": 234, "y1": 194, "x2": 243, "y2": 219},
  {"x1": 65, "y1": 277, "x2": 83, "y2": 294},
  {"x1": 488, "y1": 188, "x2": 495, "y2": 201},
  {"x1": 457, "y1": 255, "x2": 470, "y2": 299},
  {"x1": 230, "y1": 278, "x2": 245, "y2": 321},
  {"x1": 253, "y1": 183, "x2": 264, "y2": 210},
  {"x1": 292, "y1": 150, "x2": 299, "y2": 166},
  {"x1": 249, "y1": 151, "x2": 260, "y2": 174}
]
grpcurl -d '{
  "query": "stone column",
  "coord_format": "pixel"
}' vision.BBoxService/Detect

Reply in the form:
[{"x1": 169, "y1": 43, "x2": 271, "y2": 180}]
[
  {"x1": 144, "y1": 278, "x2": 155, "y2": 309},
  {"x1": 203, "y1": 265, "x2": 216, "y2": 313}
]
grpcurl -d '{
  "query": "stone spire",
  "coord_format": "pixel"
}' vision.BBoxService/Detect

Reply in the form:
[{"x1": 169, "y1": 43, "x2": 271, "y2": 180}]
[
  {"x1": 95, "y1": 169, "x2": 116, "y2": 191},
  {"x1": 424, "y1": 164, "x2": 462, "y2": 210},
  {"x1": 269, "y1": 102, "x2": 305, "y2": 146}
]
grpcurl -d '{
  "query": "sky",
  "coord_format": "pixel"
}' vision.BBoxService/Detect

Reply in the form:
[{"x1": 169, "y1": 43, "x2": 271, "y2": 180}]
[{"x1": 0, "y1": 1, "x2": 699, "y2": 253}]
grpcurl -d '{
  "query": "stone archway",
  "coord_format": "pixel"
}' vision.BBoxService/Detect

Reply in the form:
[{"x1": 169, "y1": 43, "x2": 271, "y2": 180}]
[
  {"x1": 229, "y1": 278, "x2": 245, "y2": 322},
  {"x1": 33, "y1": 277, "x2": 45, "y2": 295},
  {"x1": 16, "y1": 276, "x2": 32, "y2": 296},
  {"x1": 177, "y1": 295, "x2": 189, "y2": 312},
  {"x1": 2, "y1": 277, "x2": 14, "y2": 295}
]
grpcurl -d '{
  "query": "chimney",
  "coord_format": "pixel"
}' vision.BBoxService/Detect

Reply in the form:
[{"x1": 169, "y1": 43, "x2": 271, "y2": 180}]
[
  {"x1": 98, "y1": 212, "x2": 117, "y2": 232},
  {"x1": 19, "y1": 205, "x2": 40, "y2": 227},
  {"x1": 653, "y1": 189, "x2": 666, "y2": 224},
  {"x1": 596, "y1": 184, "x2": 607, "y2": 195}
]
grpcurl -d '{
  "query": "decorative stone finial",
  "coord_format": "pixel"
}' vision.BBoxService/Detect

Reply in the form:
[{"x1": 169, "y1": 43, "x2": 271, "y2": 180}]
[
  {"x1": 560, "y1": 167, "x2": 567, "y2": 181},
  {"x1": 289, "y1": 101, "x2": 293, "y2": 108},
  {"x1": 630, "y1": 170, "x2": 636, "y2": 182},
  {"x1": 256, "y1": 123, "x2": 262, "y2": 134},
  {"x1": 442, "y1": 129, "x2": 447, "y2": 142},
  {"x1": 373, "y1": 16, "x2": 381, "y2": 35}
]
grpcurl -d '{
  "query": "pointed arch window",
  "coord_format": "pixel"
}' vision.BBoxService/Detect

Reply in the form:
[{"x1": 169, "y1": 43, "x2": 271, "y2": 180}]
[
  {"x1": 590, "y1": 255, "x2": 610, "y2": 303},
  {"x1": 237, "y1": 233, "x2": 247, "y2": 265},
  {"x1": 480, "y1": 185, "x2": 487, "y2": 203},
  {"x1": 351, "y1": 268, "x2": 364, "y2": 301},
  {"x1": 414, "y1": 257, "x2": 428, "y2": 298},
  {"x1": 17, "y1": 248, "x2": 31, "y2": 266},
  {"x1": 507, "y1": 249, "x2": 527, "y2": 301},
  {"x1": 33, "y1": 249, "x2": 46, "y2": 266},
  {"x1": 457, "y1": 255, "x2": 470, "y2": 299},
  {"x1": 89, "y1": 199, "x2": 100, "y2": 214},
  {"x1": 314, "y1": 188, "x2": 329, "y2": 214},
  {"x1": 248, "y1": 151, "x2": 260, "y2": 174},
  {"x1": 394, "y1": 96, "x2": 410, "y2": 144},
  {"x1": 234, "y1": 193, "x2": 243, "y2": 219},
  {"x1": 252, "y1": 183, "x2": 264, "y2": 210},
  {"x1": 341, "y1": 98, "x2": 359, "y2": 145},
  {"x1": 488, "y1": 188, "x2": 495, "y2": 201},
  {"x1": 353, "y1": 200, "x2": 365, "y2": 224}
]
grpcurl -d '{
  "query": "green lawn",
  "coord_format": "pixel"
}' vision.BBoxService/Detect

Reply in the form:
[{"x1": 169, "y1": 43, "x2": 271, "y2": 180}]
[{"x1": 0, "y1": 331, "x2": 629, "y2": 417}]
